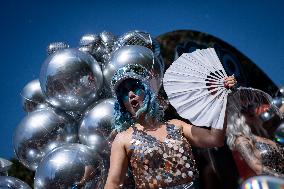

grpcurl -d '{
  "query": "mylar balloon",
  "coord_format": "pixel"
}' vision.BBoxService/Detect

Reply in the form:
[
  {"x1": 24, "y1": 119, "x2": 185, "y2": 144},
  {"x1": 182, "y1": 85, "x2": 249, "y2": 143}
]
[
  {"x1": 13, "y1": 108, "x2": 78, "y2": 170},
  {"x1": 79, "y1": 34, "x2": 101, "y2": 54},
  {"x1": 103, "y1": 45, "x2": 164, "y2": 93},
  {"x1": 117, "y1": 30, "x2": 152, "y2": 50},
  {"x1": 47, "y1": 42, "x2": 69, "y2": 56},
  {"x1": 0, "y1": 176, "x2": 31, "y2": 189},
  {"x1": 34, "y1": 144, "x2": 103, "y2": 189},
  {"x1": 39, "y1": 48, "x2": 103, "y2": 111},
  {"x1": 0, "y1": 158, "x2": 12, "y2": 176},
  {"x1": 241, "y1": 175, "x2": 284, "y2": 189},
  {"x1": 100, "y1": 31, "x2": 117, "y2": 50},
  {"x1": 21, "y1": 79, "x2": 45, "y2": 112},
  {"x1": 79, "y1": 98, "x2": 115, "y2": 154}
]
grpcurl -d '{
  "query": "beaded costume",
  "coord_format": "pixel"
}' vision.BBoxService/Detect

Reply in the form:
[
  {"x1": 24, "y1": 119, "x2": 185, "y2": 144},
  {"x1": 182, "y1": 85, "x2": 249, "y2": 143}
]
[
  {"x1": 129, "y1": 123, "x2": 198, "y2": 189},
  {"x1": 255, "y1": 140, "x2": 284, "y2": 174}
]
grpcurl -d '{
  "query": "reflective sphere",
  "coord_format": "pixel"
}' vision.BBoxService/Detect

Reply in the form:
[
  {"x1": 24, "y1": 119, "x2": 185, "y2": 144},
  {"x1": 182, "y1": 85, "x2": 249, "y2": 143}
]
[
  {"x1": 47, "y1": 42, "x2": 69, "y2": 55},
  {"x1": 241, "y1": 175, "x2": 284, "y2": 189},
  {"x1": 13, "y1": 108, "x2": 78, "y2": 170},
  {"x1": 279, "y1": 86, "x2": 284, "y2": 96},
  {"x1": 79, "y1": 98, "x2": 115, "y2": 154},
  {"x1": 99, "y1": 31, "x2": 117, "y2": 62},
  {"x1": 34, "y1": 103, "x2": 50, "y2": 110},
  {"x1": 100, "y1": 31, "x2": 117, "y2": 48},
  {"x1": 117, "y1": 30, "x2": 151, "y2": 49},
  {"x1": 79, "y1": 34, "x2": 101, "y2": 54},
  {"x1": 103, "y1": 45, "x2": 164, "y2": 93},
  {"x1": 0, "y1": 176, "x2": 32, "y2": 189},
  {"x1": 272, "y1": 96, "x2": 283, "y2": 108},
  {"x1": 93, "y1": 46, "x2": 108, "y2": 63},
  {"x1": 21, "y1": 79, "x2": 45, "y2": 112},
  {"x1": 79, "y1": 34, "x2": 101, "y2": 47},
  {"x1": 116, "y1": 31, "x2": 161, "y2": 57},
  {"x1": 34, "y1": 144, "x2": 103, "y2": 189},
  {"x1": 39, "y1": 48, "x2": 103, "y2": 111},
  {"x1": 78, "y1": 34, "x2": 107, "y2": 63},
  {"x1": 0, "y1": 158, "x2": 12, "y2": 176},
  {"x1": 260, "y1": 111, "x2": 273, "y2": 121}
]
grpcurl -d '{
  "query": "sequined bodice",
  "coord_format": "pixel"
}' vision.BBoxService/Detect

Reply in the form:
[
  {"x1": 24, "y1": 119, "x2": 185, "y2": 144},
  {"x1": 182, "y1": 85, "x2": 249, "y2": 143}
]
[
  {"x1": 129, "y1": 124, "x2": 198, "y2": 188},
  {"x1": 255, "y1": 141, "x2": 284, "y2": 174}
]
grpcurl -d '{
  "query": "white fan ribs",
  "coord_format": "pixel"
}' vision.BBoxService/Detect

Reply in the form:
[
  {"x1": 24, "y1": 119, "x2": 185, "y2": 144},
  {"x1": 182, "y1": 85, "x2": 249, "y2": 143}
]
[{"x1": 163, "y1": 48, "x2": 228, "y2": 129}]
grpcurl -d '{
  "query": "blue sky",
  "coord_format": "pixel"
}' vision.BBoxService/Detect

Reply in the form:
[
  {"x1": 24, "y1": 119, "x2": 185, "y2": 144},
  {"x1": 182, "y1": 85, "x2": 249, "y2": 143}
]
[{"x1": 0, "y1": 0, "x2": 284, "y2": 159}]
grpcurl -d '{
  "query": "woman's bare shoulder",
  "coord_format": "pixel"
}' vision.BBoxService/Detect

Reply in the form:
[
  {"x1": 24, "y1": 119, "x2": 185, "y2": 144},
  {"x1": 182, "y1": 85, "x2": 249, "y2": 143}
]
[
  {"x1": 114, "y1": 127, "x2": 133, "y2": 144},
  {"x1": 167, "y1": 119, "x2": 192, "y2": 129}
]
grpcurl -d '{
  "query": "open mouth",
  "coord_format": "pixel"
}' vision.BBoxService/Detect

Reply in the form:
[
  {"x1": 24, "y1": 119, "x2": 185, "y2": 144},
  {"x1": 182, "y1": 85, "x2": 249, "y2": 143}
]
[{"x1": 130, "y1": 99, "x2": 139, "y2": 109}]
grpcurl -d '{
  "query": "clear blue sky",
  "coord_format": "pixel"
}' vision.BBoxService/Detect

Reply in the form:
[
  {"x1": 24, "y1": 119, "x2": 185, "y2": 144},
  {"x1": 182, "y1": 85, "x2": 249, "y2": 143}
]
[{"x1": 0, "y1": 0, "x2": 284, "y2": 159}]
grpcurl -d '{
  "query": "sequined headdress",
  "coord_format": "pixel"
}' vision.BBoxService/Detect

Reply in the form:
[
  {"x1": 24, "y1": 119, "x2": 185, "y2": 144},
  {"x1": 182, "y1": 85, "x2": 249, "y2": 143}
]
[{"x1": 110, "y1": 64, "x2": 151, "y2": 96}]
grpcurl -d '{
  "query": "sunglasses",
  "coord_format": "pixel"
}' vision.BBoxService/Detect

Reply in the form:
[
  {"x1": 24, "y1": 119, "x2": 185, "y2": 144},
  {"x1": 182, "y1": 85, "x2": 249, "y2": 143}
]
[{"x1": 116, "y1": 80, "x2": 145, "y2": 102}]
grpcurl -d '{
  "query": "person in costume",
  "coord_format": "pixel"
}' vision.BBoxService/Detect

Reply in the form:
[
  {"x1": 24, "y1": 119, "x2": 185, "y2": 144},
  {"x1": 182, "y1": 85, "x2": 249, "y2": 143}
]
[
  {"x1": 104, "y1": 64, "x2": 237, "y2": 189},
  {"x1": 226, "y1": 113, "x2": 284, "y2": 178}
]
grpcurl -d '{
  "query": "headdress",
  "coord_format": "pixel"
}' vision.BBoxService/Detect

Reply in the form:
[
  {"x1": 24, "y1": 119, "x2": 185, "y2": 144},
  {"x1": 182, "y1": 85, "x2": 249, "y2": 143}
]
[{"x1": 110, "y1": 64, "x2": 151, "y2": 96}]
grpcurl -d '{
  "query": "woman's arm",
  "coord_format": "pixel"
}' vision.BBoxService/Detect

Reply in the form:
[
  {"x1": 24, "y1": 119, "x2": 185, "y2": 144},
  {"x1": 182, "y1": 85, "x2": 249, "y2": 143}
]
[
  {"x1": 235, "y1": 137, "x2": 284, "y2": 177},
  {"x1": 169, "y1": 119, "x2": 226, "y2": 148},
  {"x1": 104, "y1": 133, "x2": 129, "y2": 189}
]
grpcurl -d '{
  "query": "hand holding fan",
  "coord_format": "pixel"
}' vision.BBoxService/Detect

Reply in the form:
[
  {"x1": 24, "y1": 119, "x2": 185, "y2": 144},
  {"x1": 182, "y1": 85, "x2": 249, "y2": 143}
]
[{"x1": 163, "y1": 48, "x2": 282, "y2": 130}]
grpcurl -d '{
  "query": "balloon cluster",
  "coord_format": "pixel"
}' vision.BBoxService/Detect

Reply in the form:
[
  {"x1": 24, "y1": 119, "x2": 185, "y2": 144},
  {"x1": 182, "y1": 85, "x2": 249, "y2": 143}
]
[{"x1": 10, "y1": 30, "x2": 164, "y2": 188}]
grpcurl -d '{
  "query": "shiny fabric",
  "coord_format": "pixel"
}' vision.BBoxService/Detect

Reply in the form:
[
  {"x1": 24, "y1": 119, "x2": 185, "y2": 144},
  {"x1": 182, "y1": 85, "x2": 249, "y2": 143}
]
[
  {"x1": 159, "y1": 181, "x2": 194, "y2": 189},
  {"x1": 129, "y1": 123, "x2": 198, "y2": 188},
  {"x1": 255, "y1": 141, "x2": 284, "y2": 174}
]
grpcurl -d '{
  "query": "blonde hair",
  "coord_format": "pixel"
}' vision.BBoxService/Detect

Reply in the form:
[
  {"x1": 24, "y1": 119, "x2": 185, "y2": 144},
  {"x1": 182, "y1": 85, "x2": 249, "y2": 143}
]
[{"x1": 226, "y1": 112, "x2": 255, "y2": 150}]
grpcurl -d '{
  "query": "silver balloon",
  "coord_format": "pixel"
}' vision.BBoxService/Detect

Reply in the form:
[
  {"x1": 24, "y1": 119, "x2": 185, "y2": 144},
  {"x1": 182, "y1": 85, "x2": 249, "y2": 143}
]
[
  {"x1": 260, "y1": 111, "x2": 273, "y2": 121},
  {"x1": 78, "y1": 34, "x2": 108, "y2": 63},
  {"x1": 116, "y1": 30, "x2": 160, "y2": 56},
  {"x1": 0, "y1": 176, "x2": 32, "y2": 189},
  {"x1": 79, "y1": 34, "x2": 101, "y2": 54},
  {"x1": 79, "y1": 98, "x2": 115, "y2": 154},
  {"x1": 103, "y1": 45, "x2": 164, "y2": 93},
  {"x1": 100, "y1": 31, "x2": 117, "y2": 50},
  {"x1": 272, "y1": 96, "x2": 283, "y2": 107},
  {"x1": 34, "y1": 144, "x2": 104, "y2": 189},
  {"x1": 78, "y1": 46, "x2": 92, "y2": 54},
  {"x1": 279, "y1": 86, "x2": 284, "y2": 96},
  {"x1": 47, "y1": 42, "x2": 69, "y2": 56},
  {"x1": 39, "y1": 48, "x2": 103, "y2": 111},
  {"x1": 94, "y1": 47, "x2": 109, "y2": 63},
  {"x1": 241, "y1": 175, "x2": 284, "y2": 189},
  {"x1": 34, "y1": 103, "x2": 50, "y2": 110},
  {"x1": 21, "y1": 79, "x2": 45, "y2": 112},
  {"x1": 13, "y1": 108, "x2": 78, "y2": 170},
  {"x1": 79, "y1": 34, "x2": 101, "y2": 47},
  {"x1": 0, "y1": 158, "x2": 12, "y2": 176}
]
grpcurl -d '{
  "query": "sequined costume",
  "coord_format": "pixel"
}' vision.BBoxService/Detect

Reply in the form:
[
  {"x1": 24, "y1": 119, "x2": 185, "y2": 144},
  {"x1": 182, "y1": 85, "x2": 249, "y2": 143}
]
[
  {"x1": 255, "y1": 140, "x2": 284, "y2": 174},
  {"x1": 129, "y1": 123, "x2": 198, "y2": 189}
]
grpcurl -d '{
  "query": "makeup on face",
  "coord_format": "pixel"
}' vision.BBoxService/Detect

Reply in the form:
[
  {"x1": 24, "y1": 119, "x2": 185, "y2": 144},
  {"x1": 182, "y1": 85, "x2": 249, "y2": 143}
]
[{"x1": 116, "y1": 80, "x2": 145, "y2": 102}]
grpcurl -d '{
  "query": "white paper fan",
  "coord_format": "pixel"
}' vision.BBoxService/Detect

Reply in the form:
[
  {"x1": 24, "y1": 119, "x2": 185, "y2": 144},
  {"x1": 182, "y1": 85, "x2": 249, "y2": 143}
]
[
  {"x1": 163, "y1": 48, "x2": 230, "y2": 129},
  {"x1": 163, "y1": 48, "x2": 284, "y2": 130}
]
